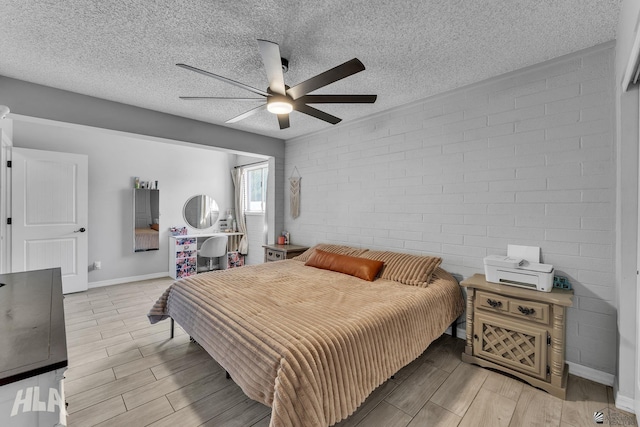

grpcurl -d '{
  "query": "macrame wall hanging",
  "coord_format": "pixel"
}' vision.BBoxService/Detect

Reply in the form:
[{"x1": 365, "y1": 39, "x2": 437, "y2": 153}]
[{"x1": 289, "y1": 167, "x2": 301, "y2": 219}]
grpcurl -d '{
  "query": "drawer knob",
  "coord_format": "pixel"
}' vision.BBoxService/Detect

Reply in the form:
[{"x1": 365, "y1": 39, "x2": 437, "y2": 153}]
[
  {"x1": 276, "y1": 253, "x2": 281, "y2": 258},
  {"x1": 486, "y1": 298, "x2": 502, "y2": 308},
  {"x1": 518, "y1": 306, "x2": 536, "y2": 315},
  {"x1": 473, "y1": 334, "x2": 479, "y2": 340}
]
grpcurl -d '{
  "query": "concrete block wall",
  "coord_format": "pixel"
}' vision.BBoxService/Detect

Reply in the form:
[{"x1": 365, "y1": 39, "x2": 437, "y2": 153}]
[{"x1": 284, "y1": 42, "x2": 616, "y2": 375}]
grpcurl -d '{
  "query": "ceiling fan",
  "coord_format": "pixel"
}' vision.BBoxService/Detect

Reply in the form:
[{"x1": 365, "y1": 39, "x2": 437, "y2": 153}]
[{"x1": 177, "y1": 39, "x2": 377, "y2": 129}]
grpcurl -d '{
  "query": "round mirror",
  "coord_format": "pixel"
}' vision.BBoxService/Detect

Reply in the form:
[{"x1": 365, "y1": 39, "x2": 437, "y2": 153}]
[{"x1": 183, "y1": 195, "x2": 220, "y2": 229}]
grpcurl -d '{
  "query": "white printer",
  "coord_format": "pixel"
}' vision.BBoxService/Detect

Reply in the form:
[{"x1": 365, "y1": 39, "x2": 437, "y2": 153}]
[{"x1": 483, "y1": 245, "x2": 554, "y2": 292}]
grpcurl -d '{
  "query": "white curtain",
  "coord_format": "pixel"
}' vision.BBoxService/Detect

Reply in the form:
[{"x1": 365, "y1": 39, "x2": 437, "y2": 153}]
[{"x1": 232, "y1": 168, "x2": 249, "y2": 254}]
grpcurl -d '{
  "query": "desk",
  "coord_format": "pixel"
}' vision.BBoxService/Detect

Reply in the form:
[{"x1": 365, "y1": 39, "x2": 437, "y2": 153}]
[{"x1": 169, "y1": 233, "x2": 244, "y2": 279}]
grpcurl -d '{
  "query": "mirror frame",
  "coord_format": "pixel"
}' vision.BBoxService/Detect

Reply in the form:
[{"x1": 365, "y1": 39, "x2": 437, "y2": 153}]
[{"x1": 183, "y1": 194, "x2": 220, "y2": 229}]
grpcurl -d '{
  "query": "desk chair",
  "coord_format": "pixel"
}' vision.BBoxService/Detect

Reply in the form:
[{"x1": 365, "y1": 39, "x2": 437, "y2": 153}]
[{"x1": 198, "y1": 235, "x2": 228, "y2": 271}]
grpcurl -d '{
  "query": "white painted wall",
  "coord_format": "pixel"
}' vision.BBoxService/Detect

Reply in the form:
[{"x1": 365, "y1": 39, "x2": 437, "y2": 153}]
[
  {"x1": 0, "y1": 75, "x2": 286, "y2": 261},
  {"x1": 285, "y1": 43, "x2": 617, "y2": 377},
  {"x1": 0, "y1": 118, "x2": 13, "y2": 140},
  {"x1": 615, "y1": 0, "x2": 640, "y2": 411},
  {"x1": 12, "y1": 118, "x2": 238, "y2": 285},
  {"x1": 0, "y1": 76, "x2": 284, "y2": 158}
]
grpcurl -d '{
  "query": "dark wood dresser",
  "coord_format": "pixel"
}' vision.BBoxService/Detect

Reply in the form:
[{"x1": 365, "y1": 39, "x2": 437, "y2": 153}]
[{"x1": 0, "y1": 268, "x2": 68, "y2": 426}]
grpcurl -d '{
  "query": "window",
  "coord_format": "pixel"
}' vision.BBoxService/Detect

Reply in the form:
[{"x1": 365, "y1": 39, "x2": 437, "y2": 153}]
[{"x1": 244, "y1": 165, "x2": 268, "y2": 213}]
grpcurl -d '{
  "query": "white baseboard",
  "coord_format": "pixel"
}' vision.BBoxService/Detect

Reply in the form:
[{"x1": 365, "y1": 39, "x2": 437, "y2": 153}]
[
  {"x1": 613, "y1": 391, "x2": 636, "y2": 414},
  {"x1": 567, "y1": 361, "x2": 615, "y2": 387},
  {"x1": 88, "y1": 272, "x2": 170, "y2": 289}
]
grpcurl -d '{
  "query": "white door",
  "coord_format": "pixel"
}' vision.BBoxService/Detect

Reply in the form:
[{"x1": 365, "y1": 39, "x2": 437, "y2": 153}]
[
  {"x1": 636, "y1": 167, "x2": 640, "y2": 415},
  {"x1": 636, "y1": 88, "x2": 640, "y2": 416},
  {"x1": 11, "y1": 148, "x2": 88, "y2": 294},
  {"x1": 0, "y1": 124, "x2": 12, "y2": 274},
  {"x1": 637, "y1": 93, "x2": 640, "y2": 416}
]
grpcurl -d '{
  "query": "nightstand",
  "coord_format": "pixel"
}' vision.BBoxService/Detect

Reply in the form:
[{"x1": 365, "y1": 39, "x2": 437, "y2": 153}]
[
  {"x1": 263, "y1": 244, "x2": 309, "y2": 262},
  {"x1": 461, "y1": 274, "x2": 573, "y2": 399}
]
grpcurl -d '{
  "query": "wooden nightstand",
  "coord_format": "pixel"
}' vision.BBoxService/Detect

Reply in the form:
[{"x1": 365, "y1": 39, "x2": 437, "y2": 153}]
[
  {"x1": 263, "y1": 244, "x2": 309, "y2": 262},
  {"x1": 461, "y1": 274, "x2": 573, "y2": 399}
]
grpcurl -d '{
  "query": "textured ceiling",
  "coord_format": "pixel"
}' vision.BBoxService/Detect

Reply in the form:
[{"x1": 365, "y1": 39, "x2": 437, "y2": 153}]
[{"x1": 0, "y1": 1, "x2": 621, "y2": 140}]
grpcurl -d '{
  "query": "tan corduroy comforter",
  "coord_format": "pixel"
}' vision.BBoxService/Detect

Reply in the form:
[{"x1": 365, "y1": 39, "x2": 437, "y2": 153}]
[{"x1": 148, "y1": 260, "x2": 464, "y2": 427}]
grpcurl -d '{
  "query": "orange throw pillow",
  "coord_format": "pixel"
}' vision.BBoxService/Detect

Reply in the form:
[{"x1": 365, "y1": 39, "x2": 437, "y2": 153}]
[
  {"x1": 293, "y1": 243, "x2": 369, "y2": 262},
  {"x1": 305, "y1": 249, "x2": 384, "y2": 282}
]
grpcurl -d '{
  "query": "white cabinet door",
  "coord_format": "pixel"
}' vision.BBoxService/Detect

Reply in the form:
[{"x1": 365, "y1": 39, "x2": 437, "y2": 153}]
[{"x1": 11, "y1": 148, "x2": 88, "y2": 294}]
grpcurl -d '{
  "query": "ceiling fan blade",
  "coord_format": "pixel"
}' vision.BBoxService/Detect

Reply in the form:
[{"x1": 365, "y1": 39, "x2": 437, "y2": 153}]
[
  {"x1": 294, "y1": 104, "x2": 342, "y2": 125},
  {"x1": 277, "y1": 114, "x2": 290, "y2": 129},
  {"x1": 179, "y1": 96, "x2": 264, "y2": 101},
  {"x1": 177, "y1": 63, "x2": 270, "y2": 97},
  {"x1": 226, "y1": 104, "x2": 268, "y2": 123},
  {"x1": 257, "y1": 40, "x2": 286, "y2": 95},
  {"x1": 286, "y1": 58, "x2": 366, "y2": 100},
  {"x1": 296, "y1": 94, "x2": 377, "y2": 104}
]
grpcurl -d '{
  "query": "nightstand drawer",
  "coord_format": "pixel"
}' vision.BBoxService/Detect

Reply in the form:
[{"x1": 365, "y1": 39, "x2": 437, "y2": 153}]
[
  {"x1": 508, "y1": 299, "x2": 549, "y2": 324},
  {"x1": 476, "y1": 290, "x2": 549, "y2": 324},
  {"x1": 263, "y1": 244, "x2": 309, "y2": 263},
  {"x1": 265, "y1": 249, "x2": 285, "y2": 262},
  {"x1": 476, "y1": 291, "x2": 509, "y2": 312}
]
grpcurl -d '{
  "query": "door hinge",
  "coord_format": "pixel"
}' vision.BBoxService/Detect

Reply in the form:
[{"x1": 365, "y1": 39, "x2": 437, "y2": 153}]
[
  {"x1": 6, "y1": 218, "x2": 11, "y2": 225},
  {"x1": 547, "y1": 365, "x2": 550, "y2": 376},
  {"x1": 6, "y1": 160, "x2": 11, "y2": 168},
  {"x1": 547, "y1": 334, "x2": 551, "y2": 346}
]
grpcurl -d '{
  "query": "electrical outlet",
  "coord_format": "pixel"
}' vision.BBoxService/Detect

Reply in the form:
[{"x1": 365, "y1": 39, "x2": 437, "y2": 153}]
[{"x1": 94, "y1": 261, "x2": 102, "y2": 270}]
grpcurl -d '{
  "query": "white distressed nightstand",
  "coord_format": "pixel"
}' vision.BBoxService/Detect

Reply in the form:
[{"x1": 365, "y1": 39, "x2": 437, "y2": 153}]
[
  {"x1": 263, "y1": 244, "x2": 309, "y2": 262},
  {"x1": 461, "y1": 273, "x2": 573, "y2": 399}
]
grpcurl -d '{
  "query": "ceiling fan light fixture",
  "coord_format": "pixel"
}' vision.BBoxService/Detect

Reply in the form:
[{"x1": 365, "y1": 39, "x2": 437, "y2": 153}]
[
  {"x1": 266, "y1": 96, "x2": 293, "y2": 114},
  {"x1": 177, "y1": 40, "x2": 376, "y2": 129}
]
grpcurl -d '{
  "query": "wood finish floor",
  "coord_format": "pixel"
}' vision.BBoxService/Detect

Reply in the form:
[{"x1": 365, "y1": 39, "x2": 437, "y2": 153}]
[{"x1": 63, "y1": 278, "x2": 637, "y2": 427}]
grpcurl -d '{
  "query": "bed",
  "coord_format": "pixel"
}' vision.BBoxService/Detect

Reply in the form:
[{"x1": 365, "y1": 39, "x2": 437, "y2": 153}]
[
  {"x1": 148, "y1": 244, "x2": 464, "y2": 427},
  {"x1": 134, "y1": 226, "x2": 159, "y2": 251}
]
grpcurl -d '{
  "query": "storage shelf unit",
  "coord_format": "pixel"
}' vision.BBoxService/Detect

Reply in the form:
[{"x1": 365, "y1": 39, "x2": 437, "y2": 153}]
[
  {"x1": 169, "y1": 233, "x2": 244, "y2": 279},
  {"x1": 461, "y1": 274, "x2": 573, "y2": 399}
]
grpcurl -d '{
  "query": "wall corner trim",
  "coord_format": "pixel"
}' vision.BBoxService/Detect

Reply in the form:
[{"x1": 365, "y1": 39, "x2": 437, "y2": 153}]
[{"x1": 613, "y1": 391, "x2": 636, "y2": 414}]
